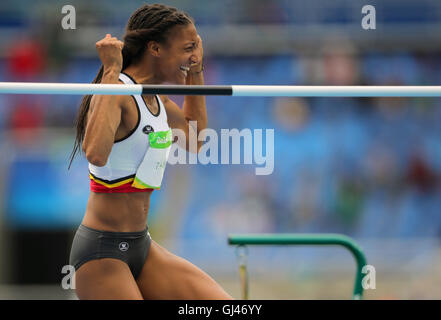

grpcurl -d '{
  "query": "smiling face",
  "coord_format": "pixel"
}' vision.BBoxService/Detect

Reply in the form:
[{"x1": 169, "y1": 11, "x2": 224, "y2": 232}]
[{"x1": 152, "y1": 23, "x2": 200, "y2": 84}]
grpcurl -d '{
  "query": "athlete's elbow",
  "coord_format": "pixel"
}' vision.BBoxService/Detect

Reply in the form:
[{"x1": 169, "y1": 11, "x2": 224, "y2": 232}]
[
  {"x1": 86, "y1": 153, "x2": 107, "y2": 167},
  {"x1": 89, "y1": 156, "x2": 107, "y2": 167},
  {"x1": 83, "y1": 146, "x2": 108, "y2": 167},
  {"x1": 187, "y1": 141, "x2": 203, "y2": 154}
]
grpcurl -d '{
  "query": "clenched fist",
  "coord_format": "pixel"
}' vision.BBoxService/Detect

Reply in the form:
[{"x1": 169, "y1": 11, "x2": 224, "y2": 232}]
[
  {"x1": 96, "y1": 34, "x2": 124, "y2": 73},
  {"x1": 189, "y1": 34, "x2": 204, "y2": 74}
]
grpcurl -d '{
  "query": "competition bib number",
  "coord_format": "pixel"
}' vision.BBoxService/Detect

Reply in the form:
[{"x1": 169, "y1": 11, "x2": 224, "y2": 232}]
[{"x1": 132, "y1": 129, "x2": 172, "y2": 189}]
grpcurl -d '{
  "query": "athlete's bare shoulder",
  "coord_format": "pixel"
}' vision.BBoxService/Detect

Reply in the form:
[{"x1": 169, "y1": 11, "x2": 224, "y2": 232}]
[{"x1": 88, "y1": 79, "x2": 130, "y2": 114}]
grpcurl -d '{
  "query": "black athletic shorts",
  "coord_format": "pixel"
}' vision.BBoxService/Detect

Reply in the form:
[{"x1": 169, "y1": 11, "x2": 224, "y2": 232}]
[{"x1": 69, "y1": 224, "x2": 152, "y2": 279}]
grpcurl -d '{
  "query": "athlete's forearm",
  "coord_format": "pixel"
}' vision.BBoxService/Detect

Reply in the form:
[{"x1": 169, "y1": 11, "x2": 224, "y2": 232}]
[{"x1": 183, "y1": 71, "x2": 207, "y2": 135}]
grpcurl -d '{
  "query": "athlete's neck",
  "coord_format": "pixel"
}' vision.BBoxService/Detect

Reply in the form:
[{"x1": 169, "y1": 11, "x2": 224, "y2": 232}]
[
  {"x1": 122, "y1": 59, "x2": 163, "y2": 85},
  {"x1": 122, "y1": 63, "x2": 161, "y2": 104}
]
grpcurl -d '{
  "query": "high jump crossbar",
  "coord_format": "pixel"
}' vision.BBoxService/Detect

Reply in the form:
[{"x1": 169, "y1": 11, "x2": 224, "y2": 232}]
[
  {"x1": 1, "y1": 82, "x2": 441, "y2": 96},
  {"x1": 228, "y1": 233, "x2": 368, "y2": 300}
]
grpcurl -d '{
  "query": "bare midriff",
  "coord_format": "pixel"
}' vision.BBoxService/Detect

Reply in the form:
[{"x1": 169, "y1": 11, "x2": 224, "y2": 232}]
[{"x1": 81, "y1": 190, "x2": 154, "y2": 232}]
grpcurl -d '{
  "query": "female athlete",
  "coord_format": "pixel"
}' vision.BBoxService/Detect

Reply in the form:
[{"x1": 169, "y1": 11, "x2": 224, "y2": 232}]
[{"x1": 68, "y1": 3, "x2": 233, "y2": 300}]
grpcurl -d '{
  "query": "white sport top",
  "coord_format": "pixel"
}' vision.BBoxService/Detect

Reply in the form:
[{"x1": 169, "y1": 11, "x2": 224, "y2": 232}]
[{"x1": 89, "y1": 72, "x2": 171, "y2": 192}]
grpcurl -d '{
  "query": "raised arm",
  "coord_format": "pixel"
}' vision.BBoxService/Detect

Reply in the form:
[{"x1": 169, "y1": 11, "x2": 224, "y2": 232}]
[
  {"x1": 162, "y1": 34, "x2": 207, "y2": 153},
  {"x1": 82, "y1": 34, "x2": 124, "y2": 166}
]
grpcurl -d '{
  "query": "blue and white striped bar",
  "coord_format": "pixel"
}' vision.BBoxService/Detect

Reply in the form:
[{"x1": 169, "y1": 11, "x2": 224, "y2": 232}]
[{"x1": 1, "y1": 82, "x2": 441, "y2": 97}]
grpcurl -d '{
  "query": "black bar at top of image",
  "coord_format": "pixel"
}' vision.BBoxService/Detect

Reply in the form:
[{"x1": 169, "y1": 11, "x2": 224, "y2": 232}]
[{"x1": 141, "y1": 85, "x2": 232, "y2": 95}]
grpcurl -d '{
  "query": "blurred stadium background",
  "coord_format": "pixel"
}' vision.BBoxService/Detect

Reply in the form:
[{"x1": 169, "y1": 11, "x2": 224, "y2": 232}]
[{"x1": 1, "y1": 0, "x2": 441, "y2": 299}]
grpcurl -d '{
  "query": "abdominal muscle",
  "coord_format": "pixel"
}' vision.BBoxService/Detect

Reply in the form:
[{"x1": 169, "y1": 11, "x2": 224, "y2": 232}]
[{"x1": 81, "y1": 190, "x2": 154, "y2": 232}]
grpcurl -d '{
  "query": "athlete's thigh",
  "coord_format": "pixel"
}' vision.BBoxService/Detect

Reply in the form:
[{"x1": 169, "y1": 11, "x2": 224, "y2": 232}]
[
  {"x1": 75, "y1": 258, "x2": 143, "y2": 300},
  {"x1": 136, "y1": 240, "x2": 233, "y2": 300}
]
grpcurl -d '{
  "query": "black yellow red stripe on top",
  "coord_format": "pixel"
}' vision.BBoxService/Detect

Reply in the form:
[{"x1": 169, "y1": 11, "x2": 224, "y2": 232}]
[{"x1": 89, "y1": 172, "x2": 153, "y2": 193}]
